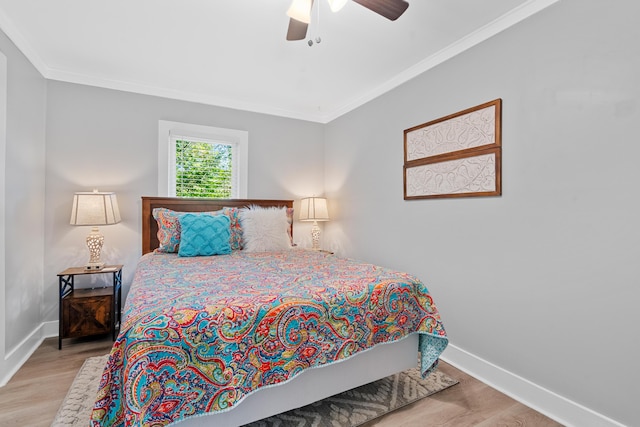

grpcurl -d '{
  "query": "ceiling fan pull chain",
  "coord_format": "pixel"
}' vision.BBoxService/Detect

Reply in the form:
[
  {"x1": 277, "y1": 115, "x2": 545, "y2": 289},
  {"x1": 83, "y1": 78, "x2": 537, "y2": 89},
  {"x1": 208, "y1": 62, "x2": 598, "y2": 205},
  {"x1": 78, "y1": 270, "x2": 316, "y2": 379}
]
[
  {"x1": 309, "y1": 0, "x2": 322, "y2": 46},
  {"x1": 316, "y1": 0, "x2": 322, "y2": 43}
]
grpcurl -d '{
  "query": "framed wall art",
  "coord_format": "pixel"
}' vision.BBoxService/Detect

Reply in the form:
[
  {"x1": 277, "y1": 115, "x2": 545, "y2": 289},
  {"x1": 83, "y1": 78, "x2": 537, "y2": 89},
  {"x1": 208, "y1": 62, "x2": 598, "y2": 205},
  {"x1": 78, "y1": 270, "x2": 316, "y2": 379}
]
[{"x1": 403, "y1": 98, "x2": 502, "y2": 200}]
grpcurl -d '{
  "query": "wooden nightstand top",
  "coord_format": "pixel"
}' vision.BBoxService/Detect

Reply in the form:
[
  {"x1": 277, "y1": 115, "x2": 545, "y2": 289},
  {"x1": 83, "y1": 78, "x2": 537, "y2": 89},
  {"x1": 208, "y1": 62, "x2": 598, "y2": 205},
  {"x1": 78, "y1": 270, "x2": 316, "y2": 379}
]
[{"x1": 57, "y1": 265, "x2": 123, "y2": 276}]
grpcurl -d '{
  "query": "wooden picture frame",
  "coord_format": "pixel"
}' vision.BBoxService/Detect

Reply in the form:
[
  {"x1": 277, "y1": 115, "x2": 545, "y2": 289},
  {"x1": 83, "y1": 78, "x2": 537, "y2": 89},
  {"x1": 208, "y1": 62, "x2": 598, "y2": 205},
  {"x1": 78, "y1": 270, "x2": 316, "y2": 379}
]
[{"x1": 403, "y1": 99, "x2": 502, "y2": 200}]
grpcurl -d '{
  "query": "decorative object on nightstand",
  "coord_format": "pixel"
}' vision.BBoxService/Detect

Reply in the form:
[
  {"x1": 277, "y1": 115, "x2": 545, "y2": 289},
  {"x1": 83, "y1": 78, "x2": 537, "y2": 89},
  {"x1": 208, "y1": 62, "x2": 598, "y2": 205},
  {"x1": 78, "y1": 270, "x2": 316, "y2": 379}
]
[
  {"x1": 299, "y1": 197, "x2": 329, "y2": 250},
  {"x1": 70, "y1": 190, "x2": 121, "y2": 271},
  {"x1": 57, "y1": 265, "x2": 123, "y2": 349}
]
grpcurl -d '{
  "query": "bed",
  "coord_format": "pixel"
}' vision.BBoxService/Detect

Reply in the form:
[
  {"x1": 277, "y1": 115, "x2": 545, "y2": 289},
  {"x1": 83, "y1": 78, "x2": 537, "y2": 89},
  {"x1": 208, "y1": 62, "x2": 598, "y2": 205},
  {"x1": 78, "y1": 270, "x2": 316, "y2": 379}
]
[{"x1": 91, "y1": 197, "x2": 448, "y2": 427}]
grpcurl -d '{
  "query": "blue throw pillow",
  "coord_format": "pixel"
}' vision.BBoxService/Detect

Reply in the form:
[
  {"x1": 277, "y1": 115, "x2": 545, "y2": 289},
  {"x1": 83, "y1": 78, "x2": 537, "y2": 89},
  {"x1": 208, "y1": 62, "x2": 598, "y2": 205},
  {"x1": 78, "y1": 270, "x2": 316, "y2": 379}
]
[{"x1": 177, "y1": 213, "x2": 231, "y2": 257}]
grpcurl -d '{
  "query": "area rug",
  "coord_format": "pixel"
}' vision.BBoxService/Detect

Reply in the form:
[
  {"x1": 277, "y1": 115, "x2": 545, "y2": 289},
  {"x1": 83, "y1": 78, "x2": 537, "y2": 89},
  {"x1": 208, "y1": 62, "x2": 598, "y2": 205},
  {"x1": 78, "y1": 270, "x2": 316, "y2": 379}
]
[{"x1": 52, "y1": 355, "x2": 458, "y2": 427}]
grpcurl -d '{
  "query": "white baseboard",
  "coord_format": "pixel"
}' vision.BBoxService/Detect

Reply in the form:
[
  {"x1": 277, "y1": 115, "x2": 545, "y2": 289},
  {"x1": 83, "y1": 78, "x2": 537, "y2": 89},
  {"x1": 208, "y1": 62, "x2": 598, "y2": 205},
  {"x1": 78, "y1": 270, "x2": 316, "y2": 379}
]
[
  {"x1": 440, "y1": 344, "x2": 626, "y2": 427},
  {"x1": 41, "y1": 320, "x2": 59, "y2": 338},
  {"x1": 1, "y1": 320, "x2": 58, "y2": 387}
]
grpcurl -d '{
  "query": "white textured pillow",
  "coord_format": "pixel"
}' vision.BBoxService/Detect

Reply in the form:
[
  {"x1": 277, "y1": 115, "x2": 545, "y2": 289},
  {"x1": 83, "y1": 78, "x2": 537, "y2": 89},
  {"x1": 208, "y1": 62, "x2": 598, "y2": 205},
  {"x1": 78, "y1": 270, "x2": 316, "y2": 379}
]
[{"x1": 240, "y1": 206, "x2": 292, "y2": 252}]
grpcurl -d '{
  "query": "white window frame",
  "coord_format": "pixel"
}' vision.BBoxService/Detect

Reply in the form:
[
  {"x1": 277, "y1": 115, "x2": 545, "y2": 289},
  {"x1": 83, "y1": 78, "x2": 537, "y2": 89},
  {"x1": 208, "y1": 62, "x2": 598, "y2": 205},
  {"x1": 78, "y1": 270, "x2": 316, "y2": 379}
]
[{"x1": 158, "y1": 120, "x2": 248, "y2": 198}]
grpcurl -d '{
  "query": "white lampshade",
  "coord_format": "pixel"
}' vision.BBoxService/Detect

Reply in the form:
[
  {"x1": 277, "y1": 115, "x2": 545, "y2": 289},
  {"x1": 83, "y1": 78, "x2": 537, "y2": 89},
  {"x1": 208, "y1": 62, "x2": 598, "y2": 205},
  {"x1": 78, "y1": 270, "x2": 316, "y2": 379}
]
[
  {"x1": 70, "y1": 190, "x2": 121, "y2": 271},
  {"x1": 299, "y1": 197, "x2": 329, "y2": 222},
  {"x1": 328, "y1": 0, "x2": 348, "y2": 12},
  {"x1": 287, "y1": 0, "x2": 313, "y2": 23},
  {"x1": 70, "y1": 191, "x2": 121, "y2": 226}
]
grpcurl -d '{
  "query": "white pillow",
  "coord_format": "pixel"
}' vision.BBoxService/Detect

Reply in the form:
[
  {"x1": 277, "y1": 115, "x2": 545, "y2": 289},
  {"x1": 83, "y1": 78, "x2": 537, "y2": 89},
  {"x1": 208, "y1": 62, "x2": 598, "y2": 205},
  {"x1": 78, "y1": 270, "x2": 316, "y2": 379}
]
[{"x1": 240, "y1": 206, "x2": 292, "y2": 252}]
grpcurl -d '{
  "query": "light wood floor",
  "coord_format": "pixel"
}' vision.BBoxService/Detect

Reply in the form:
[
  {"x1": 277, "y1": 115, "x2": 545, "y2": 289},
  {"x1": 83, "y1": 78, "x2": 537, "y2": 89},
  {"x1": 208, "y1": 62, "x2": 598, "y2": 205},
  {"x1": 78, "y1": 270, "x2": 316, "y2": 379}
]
[{"x1": 0, "y1": 336, "x2": 563, "y2": 427}]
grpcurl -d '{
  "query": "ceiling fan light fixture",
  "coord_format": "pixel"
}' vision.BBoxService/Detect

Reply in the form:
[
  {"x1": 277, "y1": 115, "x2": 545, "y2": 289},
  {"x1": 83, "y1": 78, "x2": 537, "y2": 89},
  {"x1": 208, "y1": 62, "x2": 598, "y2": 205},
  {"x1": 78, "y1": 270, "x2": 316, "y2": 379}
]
[
  {"x1": 287, "y1": 0, "x2": 313, "y2": 24},
  {"x1": 328, "y1": 0, "x2": 348, "y2": 12}
]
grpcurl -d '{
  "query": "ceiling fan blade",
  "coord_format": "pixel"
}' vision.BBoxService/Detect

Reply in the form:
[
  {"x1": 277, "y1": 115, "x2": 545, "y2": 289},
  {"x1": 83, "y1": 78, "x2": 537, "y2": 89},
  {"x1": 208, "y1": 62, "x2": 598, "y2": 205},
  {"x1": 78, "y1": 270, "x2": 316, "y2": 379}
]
[{"x1": 352, "y1": 0, "x2": 409, "y2": 21}]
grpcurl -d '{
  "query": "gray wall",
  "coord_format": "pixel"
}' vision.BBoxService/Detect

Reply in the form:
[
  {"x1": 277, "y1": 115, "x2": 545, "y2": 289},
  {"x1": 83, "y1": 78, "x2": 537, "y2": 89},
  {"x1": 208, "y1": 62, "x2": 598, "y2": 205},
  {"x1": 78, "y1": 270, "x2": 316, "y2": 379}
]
[
  {"x1": 43, "y1": 82, "x2": 326, "y2": 321},
  {"x1": 324, "y1": 0, "x2": 638, "y2": 425},
  {"x1": 0, "y1": 27, "x2": 47, "y2": 371}
]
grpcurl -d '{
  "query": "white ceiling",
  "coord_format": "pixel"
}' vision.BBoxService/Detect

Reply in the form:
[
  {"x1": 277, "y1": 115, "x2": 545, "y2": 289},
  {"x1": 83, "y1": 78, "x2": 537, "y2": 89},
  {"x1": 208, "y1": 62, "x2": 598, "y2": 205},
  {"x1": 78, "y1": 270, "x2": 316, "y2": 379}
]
[{"x1": 0, "y1": 0, "x2": 556, "y2": 123}]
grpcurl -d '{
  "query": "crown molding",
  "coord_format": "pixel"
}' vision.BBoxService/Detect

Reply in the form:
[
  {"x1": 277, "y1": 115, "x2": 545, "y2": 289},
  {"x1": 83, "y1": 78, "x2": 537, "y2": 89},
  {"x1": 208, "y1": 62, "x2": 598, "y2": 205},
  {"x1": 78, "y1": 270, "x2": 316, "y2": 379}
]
[
  {"x1": 0, "y1": 6, "x2": 48, "y2": 76},
  {"x1": 44, "y1": 66, "x2": 321, "y2": 123},
  {"x1": 0, "y1": 0, "x2": 559, "y2": 124},
  {"x1": 323, "y1": 0, "x2": 561, "y2": 122}
]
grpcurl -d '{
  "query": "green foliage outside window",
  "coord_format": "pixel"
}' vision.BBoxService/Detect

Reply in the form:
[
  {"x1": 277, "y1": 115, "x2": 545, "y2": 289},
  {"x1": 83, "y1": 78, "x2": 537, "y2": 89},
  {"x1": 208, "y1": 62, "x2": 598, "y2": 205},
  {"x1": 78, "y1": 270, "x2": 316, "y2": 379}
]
[{"x1": 175, "y1": 140, "x2": 233, "y2": 198}]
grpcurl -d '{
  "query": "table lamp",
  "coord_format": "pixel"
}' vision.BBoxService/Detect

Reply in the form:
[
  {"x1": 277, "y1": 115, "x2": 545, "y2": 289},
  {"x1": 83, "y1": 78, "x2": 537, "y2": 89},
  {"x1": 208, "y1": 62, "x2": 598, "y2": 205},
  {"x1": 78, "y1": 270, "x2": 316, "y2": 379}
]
[
  {"x1": 299, "y1": 197, "x2": 329, "y2": 250},
  {"x1": 70, "y1": 190, "x2": 121, "y2": 270}
]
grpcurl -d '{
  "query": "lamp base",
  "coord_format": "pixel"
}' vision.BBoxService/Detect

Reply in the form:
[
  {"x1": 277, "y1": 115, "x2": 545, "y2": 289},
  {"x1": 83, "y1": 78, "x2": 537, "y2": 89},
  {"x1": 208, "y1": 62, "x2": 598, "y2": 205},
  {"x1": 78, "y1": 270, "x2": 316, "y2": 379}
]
[
  {"x1": 84, "y1": 262, "x2": 105, "y2": 271},
  {"x1": 311, "y1": 221, "x2": 321, "y2": 250},
  {"x1": 85, "y1": 227, "x2": 105, "y2": 271}
]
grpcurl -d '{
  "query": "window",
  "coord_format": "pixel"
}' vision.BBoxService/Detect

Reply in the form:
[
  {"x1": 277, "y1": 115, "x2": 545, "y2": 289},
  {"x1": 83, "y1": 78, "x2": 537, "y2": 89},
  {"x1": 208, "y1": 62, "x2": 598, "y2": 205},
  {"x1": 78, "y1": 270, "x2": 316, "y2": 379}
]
[
  {"x1": 158, "y1": 121, "x2": 248, "y2": 198},
  {"x1": 173, "y1": 138, "x2": 232, "y2": 198}
]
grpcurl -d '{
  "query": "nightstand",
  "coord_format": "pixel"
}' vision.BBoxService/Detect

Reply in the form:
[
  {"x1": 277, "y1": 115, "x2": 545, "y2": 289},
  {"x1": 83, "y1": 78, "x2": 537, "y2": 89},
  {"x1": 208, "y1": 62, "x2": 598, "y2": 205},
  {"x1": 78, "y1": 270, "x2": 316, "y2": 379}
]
[{"x1": 58, "y1": 265, "x2": 123, "y2": 349}]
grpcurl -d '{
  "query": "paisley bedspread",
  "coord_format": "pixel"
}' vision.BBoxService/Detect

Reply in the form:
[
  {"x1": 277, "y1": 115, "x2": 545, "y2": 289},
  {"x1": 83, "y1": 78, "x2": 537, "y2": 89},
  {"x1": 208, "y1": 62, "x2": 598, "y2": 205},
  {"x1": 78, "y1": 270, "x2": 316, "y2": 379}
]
[{"x1": 90, "y1": 249, "x2": 448, "y2": 427}]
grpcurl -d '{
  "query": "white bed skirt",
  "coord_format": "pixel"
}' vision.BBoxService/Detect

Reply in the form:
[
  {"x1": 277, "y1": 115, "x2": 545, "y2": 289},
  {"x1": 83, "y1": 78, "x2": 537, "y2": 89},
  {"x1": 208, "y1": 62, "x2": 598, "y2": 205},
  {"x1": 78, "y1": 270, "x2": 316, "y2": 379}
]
[{"x1": 172, "y1": 333, "x2": 419, "y2": 426}]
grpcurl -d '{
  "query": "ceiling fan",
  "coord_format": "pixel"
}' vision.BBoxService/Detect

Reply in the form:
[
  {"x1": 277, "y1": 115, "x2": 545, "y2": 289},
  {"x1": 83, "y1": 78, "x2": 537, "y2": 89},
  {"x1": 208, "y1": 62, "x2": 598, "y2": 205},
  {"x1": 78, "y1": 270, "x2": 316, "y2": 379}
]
[{"x1": 286, "y1": 0, "x2": 409, "y2": 41}]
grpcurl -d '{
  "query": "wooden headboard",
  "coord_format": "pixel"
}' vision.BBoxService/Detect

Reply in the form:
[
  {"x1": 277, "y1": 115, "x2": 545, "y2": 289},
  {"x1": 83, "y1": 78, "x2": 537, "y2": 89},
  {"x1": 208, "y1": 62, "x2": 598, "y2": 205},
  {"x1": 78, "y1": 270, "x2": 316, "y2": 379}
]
[{"x1": 142, "y1": 196, "x2": 294, "y2": 255}]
